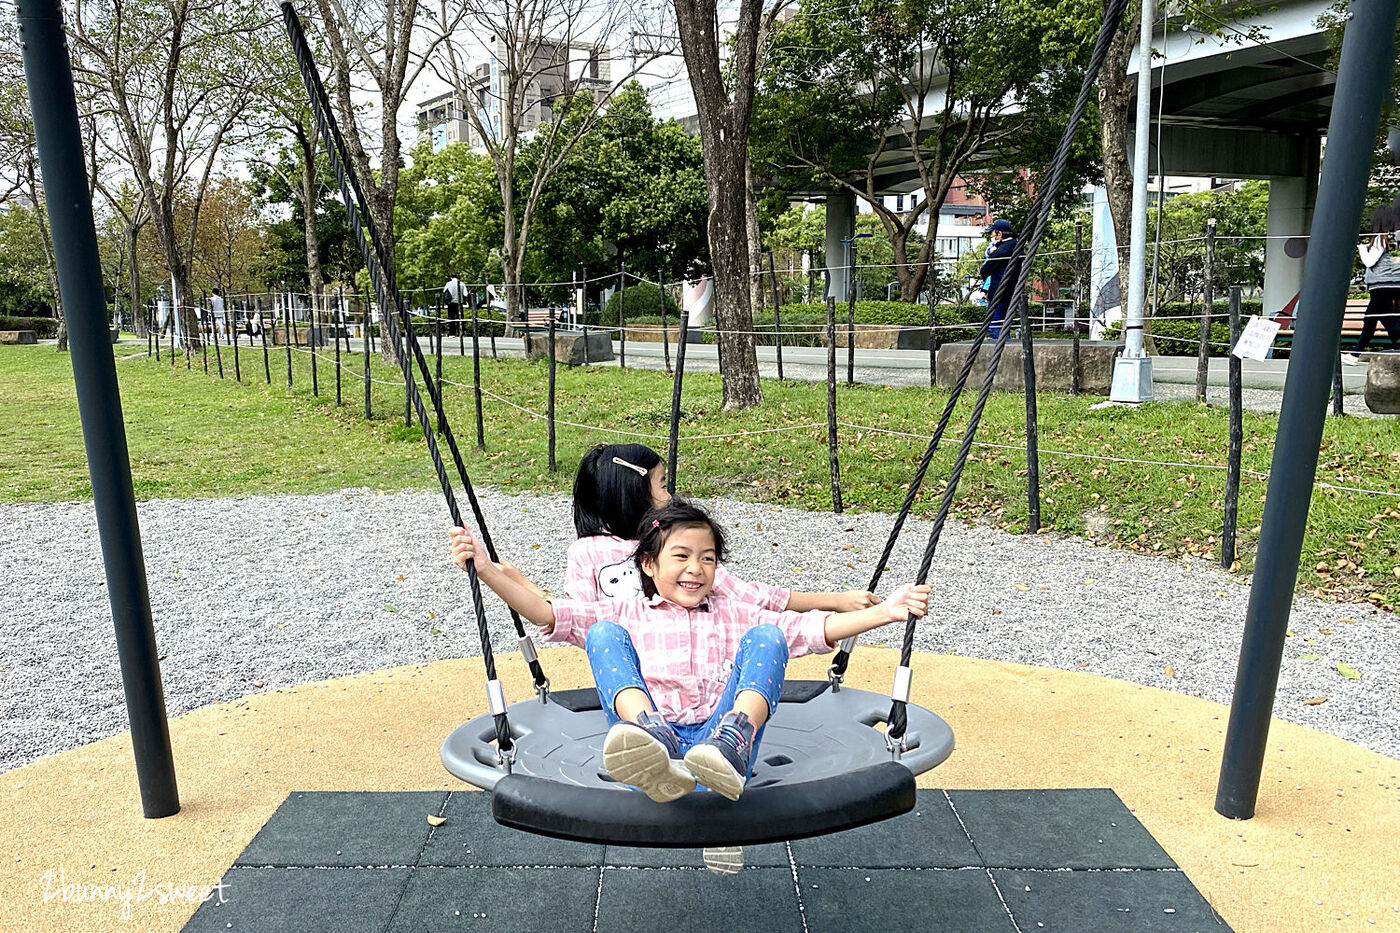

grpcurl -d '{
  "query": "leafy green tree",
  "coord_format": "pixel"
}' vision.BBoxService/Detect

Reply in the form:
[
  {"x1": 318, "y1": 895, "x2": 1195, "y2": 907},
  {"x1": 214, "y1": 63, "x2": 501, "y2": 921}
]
[
  {"x1": 520, "y1": 84, "x2": 709, "y2": 298},
  {"x1": 249, "y1": 151, "x2": 359, "y2": 293},
  {"x1": 394, "y1": 141, "x2": 502, "y2": 294},
  {"x1": 0, "y1": 204, "x2": 54, "y2": 314},
  {"x1": 752, "y1": 0, "x2": 1099, "y2": 303}
]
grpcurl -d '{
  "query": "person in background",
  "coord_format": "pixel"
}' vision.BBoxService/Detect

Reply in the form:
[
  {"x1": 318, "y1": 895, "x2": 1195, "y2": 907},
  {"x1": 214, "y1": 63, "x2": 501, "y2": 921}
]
[
  {"x1": 442, "y1": 273, "x2": 465, "y2": 337},
  {"x1": 210, "y1": 288, "x2": 227, "y2": 338},
  {"x1": 1347, "y1": 230, "x2": 1400, "y2": 363},
  {"x1": 979, "y1": 218, "x2": 1019, "y2": 338}
]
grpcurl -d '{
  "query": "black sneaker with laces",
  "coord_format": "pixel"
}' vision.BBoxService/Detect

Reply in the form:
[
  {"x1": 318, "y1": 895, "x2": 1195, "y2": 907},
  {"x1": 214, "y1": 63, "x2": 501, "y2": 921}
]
[{"x1": 683, "y1": 711, "x2": 756, "y2": 802}]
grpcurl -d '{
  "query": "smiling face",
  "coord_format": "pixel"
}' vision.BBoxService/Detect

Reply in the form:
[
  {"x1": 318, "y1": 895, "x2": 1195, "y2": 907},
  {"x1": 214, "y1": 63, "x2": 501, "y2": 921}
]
[
  {"x1": 639, "y1": 523, "x2": 717, "y2": 608},
  {"x1": 647, "y1": 464, "x2": 671, "y2": 509}
]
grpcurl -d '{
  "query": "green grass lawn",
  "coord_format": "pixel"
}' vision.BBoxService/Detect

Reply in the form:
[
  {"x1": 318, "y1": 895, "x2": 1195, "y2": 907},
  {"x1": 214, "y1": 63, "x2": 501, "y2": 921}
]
[{"x1": 2, "y1": 341, "x2": 1396, "y2": 609}]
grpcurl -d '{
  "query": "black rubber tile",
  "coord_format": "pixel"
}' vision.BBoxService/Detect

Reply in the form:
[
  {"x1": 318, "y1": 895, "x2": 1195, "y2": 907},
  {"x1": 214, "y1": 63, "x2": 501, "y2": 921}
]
[
  {"x1": 235, "y1": 791, "x2": 447, "y2": 867},
  {"x1": 597, "y1": 866, "x2": 803, "y2": 933},
  {"x1": 386, "y1": 867, "x2": 599, "y2": 933},
  {"x1": 799, "y1": 867, "x2": 1016, "y2": 933},
  {"x1": 605, "y1": 841, "x2": 789, "y2": 868},
  {"x1": 419, "y1": 791, "x2": 604, "y2": 867},
  {"x1": 790, "y1": 791, "x2": 979, "y2": 868},
  {"x1": 182, "y1": 866, "x2": 410, "y2": 933},
  {"x1": 994, "y1": 868, "x2": 1234, "y2": 931},
  {"x1": 948, "y1": 789, "x2": 1176, "y2": 870}
]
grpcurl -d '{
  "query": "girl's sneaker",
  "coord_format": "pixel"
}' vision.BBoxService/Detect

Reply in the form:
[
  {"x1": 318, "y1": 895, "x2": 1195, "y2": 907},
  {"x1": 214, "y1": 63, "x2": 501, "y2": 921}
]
[
  {"x1": 702, "y1": 846, "x2": 744, "y2": 875},
  {"x1": 683, "y1": 711, "x2": 755, "y2": 802},
  {"x1": 602, "y1": 711, "x2": 696, "y2": 803}
]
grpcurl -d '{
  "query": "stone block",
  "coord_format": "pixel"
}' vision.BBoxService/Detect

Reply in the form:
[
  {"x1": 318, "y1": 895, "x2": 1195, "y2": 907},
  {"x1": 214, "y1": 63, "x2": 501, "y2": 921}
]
[
  {"x1": 523, "y1": 329, "x2": 615, "y2": 365},
  {"x1": 832, "y1": 324, "x2": 930, "y2": 350},
  {"x1": 269, "y1": 326, "x2": 330, "y2": 347},
  {"x1": 1364, "y1": 354, "x2": 1400, "y2": 413},
  {"x1": 936, "y1": 339, "x2": 1121, "y2": 396},
  {"x1": 618, "y1": 325, "x2": 700, "y2": 344},
  {"x1": 0, "y1": 330, "x2": 37, "y2": 345}
]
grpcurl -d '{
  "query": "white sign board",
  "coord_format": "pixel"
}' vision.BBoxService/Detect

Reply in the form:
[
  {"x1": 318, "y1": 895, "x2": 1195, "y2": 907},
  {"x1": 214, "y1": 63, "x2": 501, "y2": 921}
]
[{"x1": 1231, "y1": 315, "x2": 1282, "y2": 361}]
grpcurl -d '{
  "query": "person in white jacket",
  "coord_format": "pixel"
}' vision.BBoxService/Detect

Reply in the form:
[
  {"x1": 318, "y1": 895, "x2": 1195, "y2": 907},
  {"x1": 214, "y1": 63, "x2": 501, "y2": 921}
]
[{"x1": 1350, "y1": 233, "x2": 1400, "y2": 362}]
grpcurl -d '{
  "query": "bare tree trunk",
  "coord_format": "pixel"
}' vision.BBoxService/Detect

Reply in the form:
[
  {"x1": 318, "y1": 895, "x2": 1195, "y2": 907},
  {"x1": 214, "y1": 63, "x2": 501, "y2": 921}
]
[
  {"x1": 297, "y1": 127, "x2": 326, "y2": 300},
  {"x1": 705, "y1": 139, "x2": 763, "y2": 409},
  {"x1": 673, "y1": 0, "x2": 765, "y2": 409},
  {"x1": 128, "y1": 222, "x2": 144, "y2": 337},
  {"x1": 1099, "y1": 1, "x2": 1139, "y2": 315}
]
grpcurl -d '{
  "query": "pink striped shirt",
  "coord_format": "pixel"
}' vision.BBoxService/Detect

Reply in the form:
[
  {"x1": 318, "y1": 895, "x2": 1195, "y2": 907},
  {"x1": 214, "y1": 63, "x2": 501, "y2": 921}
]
[
  {"x1": 563, "y1": 534, "x2": 790, "y2": 610},
  {"x1": 548, "y1": 593, "x2": 833, "y2": 724}
]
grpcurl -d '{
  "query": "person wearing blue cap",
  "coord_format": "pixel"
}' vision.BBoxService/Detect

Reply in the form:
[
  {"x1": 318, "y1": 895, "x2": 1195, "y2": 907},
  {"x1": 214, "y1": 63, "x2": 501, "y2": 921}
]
[{"x1": 979, "y1": 218, "x2": 1019, "y2": 338}]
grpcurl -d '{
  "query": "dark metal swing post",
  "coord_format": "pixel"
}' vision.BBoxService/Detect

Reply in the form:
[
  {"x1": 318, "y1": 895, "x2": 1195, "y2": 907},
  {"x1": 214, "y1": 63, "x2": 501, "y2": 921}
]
[
  {"x1": 658, "y1": 271, "x2": 671, "y2": 373},
  {"x1": 1018, "y1": 282, "x2": 1041, "y2": 534},
  {"x1": 1196, "y1": 219, "x2": 1217, "y2": 402},
  {"x1": 617, "y1": 259, "x2": 627, "y2": 369},
  {"x1": 1215, "y1": 0, "x2": 1399, "y2": 821},
  {"x1": 666, "y1": 307, "x2": 690, "y2": 493},
  {"x1": 259, "y1": 301, "x2": 271, "y2": 383},
  {"x1": 825, "y1": 296, "x2": 843, "y2": 513},
  {"x1": 310, "y1": 302, "x2": 320, "y2": 397},
  {"x1": 18, "y1": 0, "x2": 179, "y2": 818},
  {"x1": 1072, "y1": 221, "x2": 1083, "y2": 396},
  {"x1": 334, "y1": 286, "x2": 342, "y2": 406},
  {"x1": 471, "y1": 294, "x2": 484, "y2": 449},
  {"x1": 768, "y1": 250, "x2": 785, "y2": 379},
  {"x1": 547, "y1": 295, "x2": 557, "y2": 472},
  {"x1": 1221, "y1": 286, "x2": 1243, "y2": 569}
]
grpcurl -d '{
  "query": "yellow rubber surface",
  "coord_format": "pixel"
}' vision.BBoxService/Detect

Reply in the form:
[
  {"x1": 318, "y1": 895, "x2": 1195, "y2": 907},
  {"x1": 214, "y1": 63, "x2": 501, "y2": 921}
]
[{"x1": 1, "y1": 648, "x2": 1396, "y2": 932}]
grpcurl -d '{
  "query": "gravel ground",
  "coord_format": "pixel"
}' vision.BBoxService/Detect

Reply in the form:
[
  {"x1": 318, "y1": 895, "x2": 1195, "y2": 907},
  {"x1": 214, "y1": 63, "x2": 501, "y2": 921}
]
[{"x1": 2, "y1": 488, "x2": 1395, "y2": 774}]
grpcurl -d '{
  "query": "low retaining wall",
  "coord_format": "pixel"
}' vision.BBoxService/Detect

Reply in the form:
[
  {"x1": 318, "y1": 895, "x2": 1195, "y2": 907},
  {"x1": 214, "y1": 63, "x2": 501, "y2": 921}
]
[
  {"x1": 269, "y1": 327, "x2": 331, "y2": 348},
  {"x1": 1364, "y1": 354, "x2": 1400, "y2": 414},
  {"x1": 833, "y1": 324, "x2": 930, "y2": 350},
  {"x1": 0, "y1": 330, "x2": 38, "y2": 345},
  {"x1": 936, "y1": 339, "x2": 1122, "y2": 396},
  {"x1": 523, "y1": 330, "x2": 615, "y2": 365}
]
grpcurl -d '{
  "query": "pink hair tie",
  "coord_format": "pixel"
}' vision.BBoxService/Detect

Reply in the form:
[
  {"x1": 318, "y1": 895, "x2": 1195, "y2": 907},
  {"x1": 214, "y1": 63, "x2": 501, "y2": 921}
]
[{"x1": 651, "y1": 520, "x2": 660, "y2": 528}]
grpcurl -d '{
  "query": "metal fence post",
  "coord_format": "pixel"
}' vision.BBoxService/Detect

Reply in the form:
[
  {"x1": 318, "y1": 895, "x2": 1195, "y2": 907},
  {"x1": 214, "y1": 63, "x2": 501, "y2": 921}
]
[{"x1": 825, "y1": 296, "x2": 843, "y2": 513}]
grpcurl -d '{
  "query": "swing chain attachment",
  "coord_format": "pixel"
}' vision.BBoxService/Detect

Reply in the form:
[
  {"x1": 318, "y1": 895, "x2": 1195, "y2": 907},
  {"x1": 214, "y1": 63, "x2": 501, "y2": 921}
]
[
  {"x1": 885, "y1": 665, "x2": 913, "y2": 758},
  {"x1": 519, "y1": 636, "x2": 550, "y2": 703},
  {"x1": 486, "y1": 678, "x2": 517, "y2": 770},
  {"x1": 828, "y1": 636, "x2": 857, "y2": 691}
]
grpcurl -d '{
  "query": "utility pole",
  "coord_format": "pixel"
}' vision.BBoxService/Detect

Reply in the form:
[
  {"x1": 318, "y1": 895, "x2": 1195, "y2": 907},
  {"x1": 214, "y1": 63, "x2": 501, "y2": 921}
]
[{"x1": 1110, "y1": 0, "x2": 1157, "y2": 403}]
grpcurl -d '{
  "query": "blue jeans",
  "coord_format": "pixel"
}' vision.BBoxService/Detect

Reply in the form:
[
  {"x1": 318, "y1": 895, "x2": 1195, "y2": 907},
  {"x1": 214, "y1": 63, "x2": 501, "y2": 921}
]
[
  {"x1": 585, "y1": 620, "x2": 787, "y2": 776},
  {"x1": 989, "y1": 301, "x2": 1009, "y2": 338}
]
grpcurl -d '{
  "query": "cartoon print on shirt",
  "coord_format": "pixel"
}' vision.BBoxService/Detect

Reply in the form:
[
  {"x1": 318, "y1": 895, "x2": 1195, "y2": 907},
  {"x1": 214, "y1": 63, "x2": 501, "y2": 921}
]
[{"x1": 596, "y1": 558, "x2": 643, "y2": 599}]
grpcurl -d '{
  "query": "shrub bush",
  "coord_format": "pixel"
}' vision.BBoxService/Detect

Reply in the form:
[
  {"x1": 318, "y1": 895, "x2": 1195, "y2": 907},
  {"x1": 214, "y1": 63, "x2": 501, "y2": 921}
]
[
  {"x1": 0, "y1": 315, "x2": 59, "y2": 338},
  {"x1": 602, "y1": 284, "x2": 680, "y2": 325}
]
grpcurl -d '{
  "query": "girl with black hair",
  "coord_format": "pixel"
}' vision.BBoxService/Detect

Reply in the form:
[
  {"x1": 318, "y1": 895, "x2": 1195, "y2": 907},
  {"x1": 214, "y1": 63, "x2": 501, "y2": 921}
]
[
  {"x1": 450, "y1": 443, "x2": 879, "y2": 612},
  {"x1": 455, "y1": 499, "x2": 930, "y2": 807}
]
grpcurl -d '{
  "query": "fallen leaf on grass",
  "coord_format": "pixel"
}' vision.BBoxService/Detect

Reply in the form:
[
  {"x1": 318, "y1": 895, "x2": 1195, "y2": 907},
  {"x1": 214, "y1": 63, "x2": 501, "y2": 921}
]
[
  {"x1": 384, "y1": 604, "x2": 398, "y2": 613},
  {"x1": 1164, "y1": 665, "x2": 1176, "y2": 679},
  {"x1": 395, "y1": 575, "x2": 406, "y2": 582},
  {"x1": 426, "y1": 815, "x2": 446, "y2": 827},
  {"x1": 1336, "y1": 663, "x2": 1361, "y2": 679},
  {"x1": 1338, "y1": 618, "x2": 1357, "y2": 625},
  {"x1": 1013, "y1": 583, "x2": 1030, "y2": 592},
  {"x1": 1303, "y1": 697, "x2": 1329, "y2": 706},
  {"x1": 1081, "y1": 579, "x2": 1095, "y2": 586}
]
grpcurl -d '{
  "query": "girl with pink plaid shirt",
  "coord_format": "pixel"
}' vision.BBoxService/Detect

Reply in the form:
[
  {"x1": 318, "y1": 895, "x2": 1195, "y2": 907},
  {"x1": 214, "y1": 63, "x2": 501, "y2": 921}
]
[{"x1": 455, "y1": 498, "x2": 930, "y2": 807}]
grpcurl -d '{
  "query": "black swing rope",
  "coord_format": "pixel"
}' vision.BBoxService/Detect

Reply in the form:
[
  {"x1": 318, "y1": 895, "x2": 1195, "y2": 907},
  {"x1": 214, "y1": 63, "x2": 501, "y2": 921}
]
[
  {"x1": 281, "y1": 3, "x2": 548, "y2": 755},
  {"x1": 877, "y1": 0, "x2": 1132, "y2": 744}
]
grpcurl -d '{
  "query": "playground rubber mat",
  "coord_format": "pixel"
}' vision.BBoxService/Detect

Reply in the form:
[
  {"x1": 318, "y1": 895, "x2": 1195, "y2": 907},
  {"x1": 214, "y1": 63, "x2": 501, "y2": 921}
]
[{"x1": 182, "y1": 787, "x2": 1230, "y2": 932}]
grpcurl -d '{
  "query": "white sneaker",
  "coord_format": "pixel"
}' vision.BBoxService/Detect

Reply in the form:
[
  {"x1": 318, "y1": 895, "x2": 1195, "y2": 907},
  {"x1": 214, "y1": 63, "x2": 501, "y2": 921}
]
[
  {"x1": 702, "y1": 846, "x2": 744, "y2": 875},
  {"x1": 1340, "y1": 353, "x2": 1362, "y2": 365},
  {"x1": 601, "y1": 722, "x2": 695, "y2": 803}
]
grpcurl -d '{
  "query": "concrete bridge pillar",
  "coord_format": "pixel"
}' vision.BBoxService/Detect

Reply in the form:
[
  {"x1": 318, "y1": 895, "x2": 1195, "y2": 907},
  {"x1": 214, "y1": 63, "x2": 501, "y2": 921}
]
[
  {"x1": 824, "y1": 192, "x2": 855, "y2": 301},
  {"x1": 1263, "y1": 137, "x2": 1320, "y2": 323}
]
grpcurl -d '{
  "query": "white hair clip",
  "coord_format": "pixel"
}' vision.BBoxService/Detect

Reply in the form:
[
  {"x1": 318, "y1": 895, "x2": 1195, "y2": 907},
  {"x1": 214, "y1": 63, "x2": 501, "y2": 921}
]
[{"x1": 612, "y1": 456, "x2": 648, "y2": 476}]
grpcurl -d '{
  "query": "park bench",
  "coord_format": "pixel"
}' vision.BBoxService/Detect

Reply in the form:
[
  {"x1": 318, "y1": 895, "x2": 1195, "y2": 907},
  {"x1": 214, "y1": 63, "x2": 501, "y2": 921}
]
[
  {"x1": 1274, "y1": 297, "x2": 1369, "y2": 349},
  {"x1": 0, "y1": 330, "x2": 38, "y2": 345}
]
